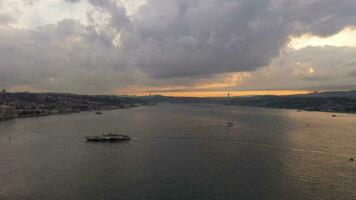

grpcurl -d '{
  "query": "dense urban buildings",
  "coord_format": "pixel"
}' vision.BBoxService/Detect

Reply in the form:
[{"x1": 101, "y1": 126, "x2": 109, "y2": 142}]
[
  {"x1": 0, "y1": 92, "x2": 148, "y2": 118},
  {"x1": 0, "y1": 105, "x2": 16, "y2": 120},
  {"x1": 1, "y1": 90, "x2": 355, "y2": 120},
  {"x1": 144, "y1": 90, "x2": 356, "y2": 113}
]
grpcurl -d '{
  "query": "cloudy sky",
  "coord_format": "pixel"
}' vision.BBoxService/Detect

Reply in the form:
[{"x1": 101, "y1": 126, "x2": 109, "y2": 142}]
[{"x1": 1, "y1": 0, "x2": 356, "y2": 96}]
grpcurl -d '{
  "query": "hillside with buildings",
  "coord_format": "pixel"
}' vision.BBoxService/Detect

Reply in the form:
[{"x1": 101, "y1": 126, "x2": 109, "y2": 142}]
[
  {"x1": 0, "y1": 105, "x2": 16, "y2": 120},
  {"x1": 0, "y1": 92, "x2": 148, "y2": 119},
  {"x1": 225, "y1": 94, "x2": 356, "y2": 113},
  {"x1": 1, "y1": 90, "x2": 356, "y2": 120},
  {"x1": 142, "y1": 90, "x2": 356, "y2": 113}
]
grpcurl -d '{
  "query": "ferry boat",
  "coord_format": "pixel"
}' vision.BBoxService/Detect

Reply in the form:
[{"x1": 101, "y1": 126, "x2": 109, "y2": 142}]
[
  {"x1": 226, "y1": 122, "x2": 234, "y2": 127},
  {"x1": 85, "y1": 129, "x2": 130, "y2": 142}
]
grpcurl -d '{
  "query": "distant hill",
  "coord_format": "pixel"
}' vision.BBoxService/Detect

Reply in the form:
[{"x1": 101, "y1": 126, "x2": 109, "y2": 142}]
[
  {"x1": 0, "y1": 92, "x2": 149, "y2": 113},
  {"x1": 138, "y1": 90, "x2": 356, "y2": 113},
  {"x1": 298, "y1": 90, "x2": 356, "y2": 98},
  {"x1": 2, "y1": 90, "x2": 355, "y2": 114}
]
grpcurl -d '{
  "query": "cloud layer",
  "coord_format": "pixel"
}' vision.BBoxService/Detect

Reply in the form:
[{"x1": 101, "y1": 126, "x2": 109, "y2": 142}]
[{"x1": 1, "y1": 0, "x2": 356, "y2": 94}]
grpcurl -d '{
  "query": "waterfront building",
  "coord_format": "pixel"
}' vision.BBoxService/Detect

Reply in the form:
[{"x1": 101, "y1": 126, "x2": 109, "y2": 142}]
[{"x1": 0, "y1": 105, "x2": 16, "y2": 120}]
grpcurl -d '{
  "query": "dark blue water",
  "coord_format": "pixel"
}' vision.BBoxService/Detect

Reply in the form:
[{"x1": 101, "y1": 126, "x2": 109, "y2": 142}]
[{"x1": 0, "y1": 104, "x2": 355, "y2": 200}]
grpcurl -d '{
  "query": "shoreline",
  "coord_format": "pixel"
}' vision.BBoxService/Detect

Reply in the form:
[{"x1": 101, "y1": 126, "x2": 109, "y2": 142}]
[
  {"x1": 1, "y1": 102, "x2": 355, "y2": 123},
  {"x1": 1, "y1": 103, "x2": 153, "y2": 121},
  {"x1": 163, "y1": 102, "x2": 356, "y2": 115}
]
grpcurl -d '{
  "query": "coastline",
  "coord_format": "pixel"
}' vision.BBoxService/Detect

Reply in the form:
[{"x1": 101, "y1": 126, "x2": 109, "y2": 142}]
[{"x1": 1, "y1": 104, "x2": 153, "y2": 121}]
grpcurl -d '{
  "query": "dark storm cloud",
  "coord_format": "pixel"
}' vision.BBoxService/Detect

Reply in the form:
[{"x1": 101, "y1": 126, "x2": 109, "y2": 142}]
[
  {"x1": 0, "y1": 19, "x2": 136, "y2": 93},
  {"x1": 85, "y1": 0, "x2": 356, "y2": 79},
  {"x1": 88, "y1": 0, "x2": 129, "y2": 30},
  {"x1": 1, "y1": 0, "x2": 356, "y2": 93},
  {"x1": 123, "y1": 0, "x2": 282, "y2": 78}
]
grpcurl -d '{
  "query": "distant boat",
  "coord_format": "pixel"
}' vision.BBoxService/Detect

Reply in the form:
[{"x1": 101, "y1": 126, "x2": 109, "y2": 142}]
[
  {"x1": 85, "y1": 129, "x2": 130, "y2": 142},
  {"x1": 226, "y1": 122, "x2": 234, "y2": 127},
  {"x1": 331, "y1": 114, "x2": 337, "y2": 117},
  {"x1": 95, "y1": 111, "x2": 103, "y2": 115},
  {"x1": 297, "y1": 109, "x2": 302, "y2": 112}
]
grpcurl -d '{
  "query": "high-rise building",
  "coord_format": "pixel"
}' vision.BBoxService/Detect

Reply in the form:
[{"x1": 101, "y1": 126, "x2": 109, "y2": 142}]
[{"x1": 0, "y1": 105, "x2": 16, "y2": 120}]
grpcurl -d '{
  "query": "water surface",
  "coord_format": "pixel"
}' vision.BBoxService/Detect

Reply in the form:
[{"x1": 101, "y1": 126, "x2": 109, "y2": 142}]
[{"x1": 0, "y1": 104, "x2": 355, "y2": 200}]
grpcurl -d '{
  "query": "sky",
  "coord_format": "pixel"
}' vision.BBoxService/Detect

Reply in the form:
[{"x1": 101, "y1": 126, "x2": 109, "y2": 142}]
[{"x1": 1, "y1": 0, "x2": 356, "y2": 97}]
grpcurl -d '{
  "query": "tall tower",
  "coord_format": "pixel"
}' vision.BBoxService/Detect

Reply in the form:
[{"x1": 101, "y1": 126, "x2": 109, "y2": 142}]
[{"x1": 227, "y1": 93, "x2": 230, "y2": 98}]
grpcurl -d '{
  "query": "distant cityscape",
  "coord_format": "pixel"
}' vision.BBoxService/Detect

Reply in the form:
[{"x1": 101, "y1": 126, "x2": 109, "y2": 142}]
[
  {"x1": 143, "y1": 90, "x2": 356, "y2": 113},
  {"x1": 0, "y1": 90, "x2": 149, "y2": 120},
  {"x1": 1, "y1": 90, "x2": 356, "y2": 120}
]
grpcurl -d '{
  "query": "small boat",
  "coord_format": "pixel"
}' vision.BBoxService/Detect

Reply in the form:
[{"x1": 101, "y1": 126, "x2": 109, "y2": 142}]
[
  {"x1": 85, "y1": 129, "x2": 130, "y2": 142},
  {"x1": 226, "y1": 122, "x2": 234, "y2": 127},
  {"x1": 95, "y1": 111, "x2": 103, "y2": 115},
  {"x1": 331, "y1": 114, "x2": 337, "y2": 117}
]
